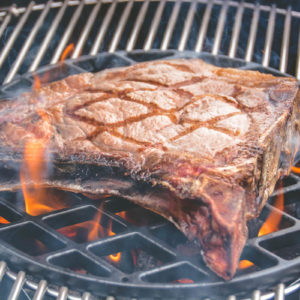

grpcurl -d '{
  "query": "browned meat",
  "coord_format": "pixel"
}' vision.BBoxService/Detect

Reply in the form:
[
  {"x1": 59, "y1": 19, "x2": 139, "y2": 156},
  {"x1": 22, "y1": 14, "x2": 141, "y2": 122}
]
[{"x1": 0, "y1": 59, "x2": 299, "y2": 279}]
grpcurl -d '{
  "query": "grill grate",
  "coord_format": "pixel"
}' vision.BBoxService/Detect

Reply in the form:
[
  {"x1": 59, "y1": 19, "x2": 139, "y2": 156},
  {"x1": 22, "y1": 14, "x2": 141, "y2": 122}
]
[
  {"x1": 0, "y1": 51, "x2": 300, "y2": 299},
  {"x1": 1, "y1": 0, "x2": 300, "y2": 299},
  {"x1": 1, "y1": 1, "x2": 300, "y2": 84}
]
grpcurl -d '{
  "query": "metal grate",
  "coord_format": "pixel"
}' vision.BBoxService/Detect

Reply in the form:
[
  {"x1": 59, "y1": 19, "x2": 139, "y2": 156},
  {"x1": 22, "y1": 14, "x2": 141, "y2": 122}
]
[
  {"x1": 0, "y1": 0, "x2": 300, "y2": 84},
  {"x1": 0, "y1": 51, "x2": 300, "y2": 299},
  {"x1": 1, "y1": 1, "x2": 300, "y2": 299}
]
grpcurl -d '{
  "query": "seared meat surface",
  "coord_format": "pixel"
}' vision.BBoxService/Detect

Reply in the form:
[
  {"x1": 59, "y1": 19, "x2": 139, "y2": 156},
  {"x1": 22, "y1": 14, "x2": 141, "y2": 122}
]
[{"x1": 0, "y1": 59, "x2": 299, "y2": 279}]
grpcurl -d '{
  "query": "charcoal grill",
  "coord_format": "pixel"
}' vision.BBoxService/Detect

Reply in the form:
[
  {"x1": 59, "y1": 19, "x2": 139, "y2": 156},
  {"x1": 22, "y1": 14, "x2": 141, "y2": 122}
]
[{"x1": 0, "y1": 1, "x2": 300, "y2": 299}]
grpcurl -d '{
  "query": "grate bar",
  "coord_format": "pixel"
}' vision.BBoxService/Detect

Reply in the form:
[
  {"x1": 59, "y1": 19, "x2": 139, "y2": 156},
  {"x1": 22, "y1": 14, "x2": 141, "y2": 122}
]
[
  {"x1": 0, "y1": 261, "x2": 6, "y2": 282},
  {"x1": 262, "y1": 4, "x2": 276, "y2": 67},
  {"x1": 33, "y1": 280, "x2": 48, "y2": 300},
  {"x1": 0, "y1": 2, "x2": 34, "y2": 69},
  {"x1": 228, "y1": 1, "x2": 244, "y2": 58},
  {"x1": 252, "y1": 290, "x2": 261, "y2": 300},
  {"x1": 29, "y1": 0, "x2": 69, "y2": 72},
  {"x1": 195, "y1": 0, "x2": 213, "y2": 52},
  {"x1": 275, "y1": 283, "x2": 285, "y2": 300},
  {"x1": 57, "y1": 286, "x2": 68, "y2": 300},
  {"x1": 245, "y1": 2, "x2": 260, "y2": 62},
  {"x1": 7, "y1": 271, "x2": 26, "y2": 300},
  {"x1": 108, "y1": 0, "x2": 134, "y2": 53},
  {"x1": 51, "y1": 1, "x2": 84, "y2": 64},
  {"x1": 160, "y1": 0, "x2": 181, "y2": 50},
  {"x1": 126, "y1": 0, "x2": 150, "y2": 51},
  {"x1": 178, "y1": 0, "x2": 197, "y2": 51},
  {"x1": 90, "y1": 0, "x2": 117, "y2": 55},
  {"x1": 81, "y1": 292, "x2": 91, "y2": 300},
  {"x1": 72, "y1": 1, "x2": 102, "y2": 59},
  {"x1": 4, "y1": 1, "x2": 53, "y2": 84},
  {"x1": 143, "y1": 0, "x2": 166, "y2": 51},
  {"x1": 280, "y1": 6, "x2": 292, "y2": 73},
  {"x1": 0, "y1": 9, "x2": 12, "y2": 39},
  {"x1": 212, "y1": 0, "x2": 228, "y2": 55}
]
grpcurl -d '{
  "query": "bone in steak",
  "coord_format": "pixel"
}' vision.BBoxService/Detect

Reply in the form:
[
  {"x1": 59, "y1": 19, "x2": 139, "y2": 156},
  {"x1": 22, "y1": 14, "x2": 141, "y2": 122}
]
[{"x1": 0, "y1": 59, "x2": 299, "y2": 279}]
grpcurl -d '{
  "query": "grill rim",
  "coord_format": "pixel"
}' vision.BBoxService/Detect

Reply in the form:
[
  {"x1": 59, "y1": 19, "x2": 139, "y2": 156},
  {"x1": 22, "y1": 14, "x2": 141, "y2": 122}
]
[{"x1": 0, "y1": 49, "x2": 300, "y2": 299}]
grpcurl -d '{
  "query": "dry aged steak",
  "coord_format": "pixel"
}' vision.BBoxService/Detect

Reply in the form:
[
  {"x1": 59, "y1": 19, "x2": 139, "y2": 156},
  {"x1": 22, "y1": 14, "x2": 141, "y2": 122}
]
[{"x1": 0, "y1": 59, "x2": 299, "y2": 279}]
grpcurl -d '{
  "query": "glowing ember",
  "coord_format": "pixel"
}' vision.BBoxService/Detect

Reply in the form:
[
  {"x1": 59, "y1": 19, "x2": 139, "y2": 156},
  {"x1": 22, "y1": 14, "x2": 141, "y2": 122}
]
[
  {"x1": 60, "y1": 43, "x2": 74, "y2": 65},
  {"x1": 238, "y1": 259, "x2": 254, "y2": 269},
  {"x1": 174, "y1": 279, "x2": 194, "y2": 284},
  {"x1": 0, "y1": 216, "x2": 9, "y2": 224},
  {"x1": 258, "y1": 183, "x2": 284, "y2": 237}
]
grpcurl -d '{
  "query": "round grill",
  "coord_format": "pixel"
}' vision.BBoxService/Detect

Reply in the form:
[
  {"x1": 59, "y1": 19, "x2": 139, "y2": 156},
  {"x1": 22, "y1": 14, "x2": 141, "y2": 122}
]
[{"x1": 0, "y1": 51, "x2": 299, "y2": 299}]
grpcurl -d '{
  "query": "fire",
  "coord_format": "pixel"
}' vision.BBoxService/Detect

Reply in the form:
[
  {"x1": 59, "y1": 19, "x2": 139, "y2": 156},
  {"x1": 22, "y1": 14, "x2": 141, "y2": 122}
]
[
  {"x1": 20, "y1": 111, "x2": 68, "y2": 216},
  {"x1": 258, "y1": 184, "x2": 284, "y2": 237},
  {"x1": 57, "y1": 207, "x2": 122, "y2": 264},
  {"x1": 238, "y1": 259, "x2": 254, "y2": 269},
  {"x1": 107, "y1": 218, "x2": 121, "y2": 264},
  {"x1": 88, "y1": 207, "x2": 105, "y2": 241},
  {"x1": 60, "y1": 43, "x2": 74, "y2": 65},
  {"x1": 239, "y1": 182, "x2": 284, "y2": 269},
  {"x1": 116, "y1": 211, "x2": 126, "y2": 218},
  {"x1": 291, "y1": 166, "x2": 300, "y2": 174},
  {"x1": 0, "y1": 216, "x2": 9, "y2": 224}
]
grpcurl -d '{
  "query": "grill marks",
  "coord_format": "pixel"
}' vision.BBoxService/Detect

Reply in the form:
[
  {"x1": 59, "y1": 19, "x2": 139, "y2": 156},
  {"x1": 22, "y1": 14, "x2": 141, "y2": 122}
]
[{"x1": 65, "y1": 75, "x2": 249, "y2": 149}]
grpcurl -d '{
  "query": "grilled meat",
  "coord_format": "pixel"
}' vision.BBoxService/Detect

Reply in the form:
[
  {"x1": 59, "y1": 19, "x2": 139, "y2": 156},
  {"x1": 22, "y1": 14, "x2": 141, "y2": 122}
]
[{"x1": 0, "y1": 59, "x2": 299, "y2": 279}]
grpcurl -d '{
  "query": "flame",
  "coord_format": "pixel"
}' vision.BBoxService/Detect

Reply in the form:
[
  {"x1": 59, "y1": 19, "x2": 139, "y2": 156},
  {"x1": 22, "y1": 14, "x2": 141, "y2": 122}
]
[
  {"x1": 116, "y1": 211, "x2": 126, "y2": 218},
  {"x1": 238, "y1": 259, "x2": 254, "y2": 269},
  {"x1": 0, "y1": 216, "x2": 9, "y2": 224},
  {"x1": 88, "y1": 208, "x2": 105, "y2": 241},
  {"x1": 60, "y1": 43, "x2": 74, "y2": 65},
  {"x1": 258, "y1": 184, "x2": 284, "y2": 237},
  {"x1": 239, "y1": 182, "x2": 284, "y2": 269},
  {"x1": 20, "y1": 111, "x2": 68, "y2": 216},
  {"x1": 291, "y1": 166, "x2": 300, "y2": 174},
  {"x1": 57, "y1": 207, "x2": 121, "y2": 264},
  {"x1": 107, "y1": 219, "x2": 121, "y2": 264}
]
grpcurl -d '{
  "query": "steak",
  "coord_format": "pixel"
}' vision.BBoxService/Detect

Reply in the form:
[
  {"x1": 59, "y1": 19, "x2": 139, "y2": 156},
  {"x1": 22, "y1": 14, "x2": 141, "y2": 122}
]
[{"x1": 0, "y1": 59, "x2": 299, "y2": 279}]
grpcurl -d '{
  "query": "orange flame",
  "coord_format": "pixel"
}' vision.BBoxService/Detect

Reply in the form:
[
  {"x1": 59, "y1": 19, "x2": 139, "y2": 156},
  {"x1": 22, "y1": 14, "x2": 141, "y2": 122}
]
[
  {"x1": 60, "y1": 43, "x2": 74, "y2": 65},
  {"x1": 239, "y1": 182, "x2": 284, "y2": 269},
  {"x1": 20, "y1": 111, "x2": 68, "y2": 216},
  {"x1": 291, "y1": 166, "x2": 300, "y2": 174},
  {"x1": 88, "y1": 208, "x2": 105, "y2": 241},
  {"x1": 0, "y1": 216, "x2": 9, "y2": 224},
  {"x1": 238, "y1": 259, "x2": 254, "y2": 269},
  {"x1": 258, "y1": 184, "x2": 284, "y2": 237},
  {"x1": 57, "y1": 207, "x2": 121, "y2": 264},
  {"x1": 107, "y1": 219, "x2": 121, "y2": 264}
]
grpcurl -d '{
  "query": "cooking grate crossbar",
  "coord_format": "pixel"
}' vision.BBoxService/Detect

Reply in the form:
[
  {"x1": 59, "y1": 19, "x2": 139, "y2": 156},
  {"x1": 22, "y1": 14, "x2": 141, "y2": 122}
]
[{"x1": 0, "y1": 0, "x2": 300, "y2": 85}]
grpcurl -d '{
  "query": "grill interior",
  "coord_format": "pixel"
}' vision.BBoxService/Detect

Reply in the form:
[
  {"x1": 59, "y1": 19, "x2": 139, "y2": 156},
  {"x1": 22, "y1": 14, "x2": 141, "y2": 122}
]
[
  {"x1": 0, "y1": 51, "x2": 300, "y2": 300},
  {"x1": 1, "y1": 0, "x2": 300, "y2": 299}
]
